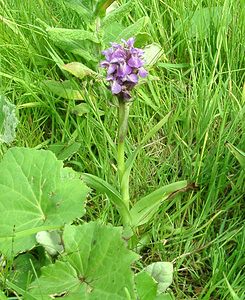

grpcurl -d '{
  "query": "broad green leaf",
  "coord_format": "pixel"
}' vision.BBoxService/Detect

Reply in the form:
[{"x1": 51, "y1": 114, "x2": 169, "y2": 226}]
[
  {"x1": 102, "y1": 0, "x2": 134, "y2": 26},
  {"x1": 130, "y1": 181, "x2": 188, "y2": 227},
  {"x1": 9, "y1": 253, "x2": 41, "y2": 290},
  {"x1": 47, "y1": 28, "x2": 98, "y2": 62},
  {"x1": 143, "y1": 43, "x2": 164, "y2": 66},
  {"x1": 43, "y1": 80, "x2": 83, "y2": 100},
  {"x1": 116, "y1": 16, "x2": 148, "y2": 42},
  {"x1": 144, "y1": 262, "x2": 173, "y2": 294},
  {"x1": 61, "y1": 62, "x2": 97, "y2": 79},
  {"x1": 226, "y1": 143, "x2": 245, "y2": 170},
  {"x1": 0, "y1": 95, "x2": 19, "y2": 144},
  {"x1": 28, "y1": 222, "x2": 139, "y2": 299},
  {"x1": 81, "y1": 173, "x2": 131, "y2": 223},
  {"x1": 0, "y1": 147, "x2": 89, "y2": 257},
  {"x1": 48, "y1": 142, "x2": 81, "y2": 161},
  {"x1": 36, "y1": 230, "x2": 64, "y2": 256},
  {"x1": 135, "y1": 271, "x2": 158, "y2": 300},
  {"x1": 94, "y1": 0, "x2": 115, "y2": 17}
]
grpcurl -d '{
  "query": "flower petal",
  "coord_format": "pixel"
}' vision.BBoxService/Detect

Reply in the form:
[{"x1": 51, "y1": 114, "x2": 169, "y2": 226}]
[
  {"x1": 117, "y1": 63, "x2": 132, "y2": 77},
  {"x1": 127, "y1": 74, "x2": 138, "y2": 83},
  {"x1": 107, "y1": 64, "x2": 117, "y2": 75},
  {"x1": 111, "y1": 81, "x2": 122, "y2": 94},
  {"x1": 138, "y1": 67, "x2": 148, "y2": 78},
  {"x1": 128, "y1": 56, "x2": 144, "y2": 68},
  {"x1": 126, "y1": 37, "x2": 135, "y2": 48}
]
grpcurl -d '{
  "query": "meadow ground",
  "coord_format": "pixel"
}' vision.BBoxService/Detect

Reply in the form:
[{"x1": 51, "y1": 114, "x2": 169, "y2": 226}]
[{"x1": 0, "y1": 0, "x2": 244, "y2": 299}]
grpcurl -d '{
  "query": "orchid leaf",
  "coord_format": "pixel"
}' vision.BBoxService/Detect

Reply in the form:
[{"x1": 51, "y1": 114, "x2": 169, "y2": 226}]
[
  {"x1": 0, "y1": 147, "x2": 89, "y2": 257},
  {"x1": 102, "y1": 0, "x2": 134, "y2": 26},
  {"x1": 43, "y1": 80, "x2": 84, "y2": 100},
  {"x1": 81, "y1": 173, "x2": 131, "y2": 222},
  {"x1": 61, "y1": 62, "x2": 97, "y2": 79},
  {"x1": 116, "y1": 17, "x2": 149, "y2": 42},
  {"x1": 28, "y1": 222, "x2": 138, "y2": 299},
  {"x1": 130, "y1": 181, "x2": 188, "y2": 227},
  {"x1": 94, "y1": 0, "x2": 115, "y2": 17}
]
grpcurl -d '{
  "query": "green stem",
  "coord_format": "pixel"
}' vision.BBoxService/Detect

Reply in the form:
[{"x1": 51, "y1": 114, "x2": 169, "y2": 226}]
[{"x1": 118, "y1": 100, "x2": 130, "y2": 211}]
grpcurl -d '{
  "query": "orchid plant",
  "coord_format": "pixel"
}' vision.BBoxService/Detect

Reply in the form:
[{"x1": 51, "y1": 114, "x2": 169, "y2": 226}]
[{"x1": 0, "y1": 1, "x2": 191, "y2": 298}]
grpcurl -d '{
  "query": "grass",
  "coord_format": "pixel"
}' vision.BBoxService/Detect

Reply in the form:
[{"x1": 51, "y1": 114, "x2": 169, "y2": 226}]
[{"x1": 0, "y1": 0, "x2": 244, "y2": 299}]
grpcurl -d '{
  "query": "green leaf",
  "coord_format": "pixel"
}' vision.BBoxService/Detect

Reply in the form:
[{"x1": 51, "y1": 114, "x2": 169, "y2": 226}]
[
  {"x1": 135, "y1": 271, "x2": 158, "y2": 300},
  {"x1": 101, "y1": 21, "x2": 125, "y2": 45},
  {"x1": 48, "y1": 142, "x2": 81, "y2": 161},
  {"x1": 144, "y1": 262, "x2": 173, "y2": 294},
  {"x1": 102, "y1": 0, "x2": 134, "y2": 26},
  {"x1": 61, "y1": 62, "x2": 97, "y2": 79},
  {"x1": 36, "y1": 230, "x2": 64, "y2": 256},
  {"x1": 224, "y1": 274, "x2": 240, "y2": 300},
  {"x1": 28, "y1": 222, "x2": 138, "y2": 299},
  {"x1": 0, "y1": 147, "x2": 89, "y2": 257},
  {"x1": 0, "y1": 95, "x2": 19, "y2": 144},
  {"x1": 63, "y1": 0, "x2": 92, "y2": 21},
  {"x1": 43, "y1": 80, "x2": 84, "y2": 100},
  {"x1": 94, "y1": 0, "x2": 115, "y2": 17},
  {"x1": 130, "y1": 181, "x2": 188, "y2": 227},
  {"x1": 226, "y1": 143, "x2": 245, "y2": 170},
  {"x1": 9, "y1": 253, "x2": 41, "y2": 290},
  {"x1": 143, "y1": 43, "x2": 164, "y2": 66},
  {"x1": 0, "y1": 290, "x2": 8, "y2": 300},
  {"x1": 47, "y1": 27, "x2": 98, "y2": 62},
  {"x1": 134, "y1": 32, "x2": 152, "y2": 48},
  {"x1": 47, "y1": 27, "x2": 99, "y2": 44},
  {"x1": 117, "y1": 17, "x2": 149, "y2": 42},
  {"x1": 81, "y1": 173, "x2": 131, "y2": 222}
]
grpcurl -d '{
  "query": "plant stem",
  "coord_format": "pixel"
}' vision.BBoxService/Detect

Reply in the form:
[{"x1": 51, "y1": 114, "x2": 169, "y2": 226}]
[{"x1": 118, "y1": 100, "x2": 130, "y2": 210}]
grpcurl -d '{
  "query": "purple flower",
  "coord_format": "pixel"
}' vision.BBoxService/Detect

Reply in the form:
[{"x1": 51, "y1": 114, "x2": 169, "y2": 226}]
[{"x1": 100, "y1": 37, "x2": 148, "y2": 101}]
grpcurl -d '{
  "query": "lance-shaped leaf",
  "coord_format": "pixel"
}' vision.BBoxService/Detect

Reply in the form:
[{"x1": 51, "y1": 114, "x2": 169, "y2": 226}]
[
  {"x1": 130, "y1": 181, "x2": 188, "y2": 227},
  {"x1": 102, "y1": 0, "x2": 134, "y2": 26},
  {"x1": 0, "y1": 147, "x2": 89, "y2": 257},
  {"x1": 61, "y1": 62, "x2": 97, "y2": 79},
  {"x1": 28, "y1": 222, "x2": 139, "y2": 299},
  {"x1": 226, "y1": 142, "x2": 245, "y2": 170},
  {"x1": 94, "y1": 0, "x2": 115, "y2": 17},
  {"x1": 81, "y1": 173, "x2": 131, "y2": 224},
  {"x1": 47, "y1": 27, "x2": 98, "y2": 62},
  {"x1": 116, "y1": 17, "x2": 149, "y2": 42},
  {"x1": 43, "y1": 80, "x2": 84, "y2": 100}
]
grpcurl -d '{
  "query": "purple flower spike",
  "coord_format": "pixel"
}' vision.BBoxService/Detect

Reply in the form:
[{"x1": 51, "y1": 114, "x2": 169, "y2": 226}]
[{"x1": 100, "y1": 37, "x2": 147, "y2": 101}]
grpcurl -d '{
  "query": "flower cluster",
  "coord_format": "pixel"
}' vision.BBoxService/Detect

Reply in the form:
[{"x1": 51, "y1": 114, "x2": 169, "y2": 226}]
[{"x1": 100, "y1": 37, "x2": 147, "y2": 100}]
